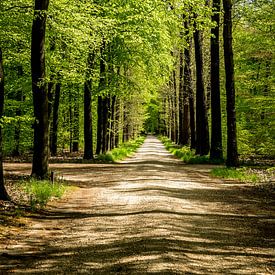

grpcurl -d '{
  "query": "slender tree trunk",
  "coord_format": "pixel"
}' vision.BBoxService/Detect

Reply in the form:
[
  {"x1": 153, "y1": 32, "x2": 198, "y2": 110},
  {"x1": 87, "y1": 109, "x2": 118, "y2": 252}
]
[
  {"x1": 72, "y1": 95, "x2": 79, "y2": 152},
  {"x1": 69, "y1": 93, "x2": 73, "y2": 153},
  {"x1": 210, "y1": 0, "x2": 223, "y2": 160},
  {"x1": 183, "y1": 24, "x2": 195, "y2": 149},
  {"x1": 50, "y1": 82, "x2": 60, "y2": 156},
  {"x1": 194, "y1": 26, "x2": 210, "y2": 155},
  {"x1": 223, "y1": 0, "x2": 239, "y2": 167},
  {"x1": 173, "y1": 70, "x2": 178, "y2": 143},
  {"x1": 31, "y1": 0, "x2": 50, "y2": 179},
  {"x1": 114, "y1": 97, "x2": 120, "y2": 148},
  {"x1": 101, "y1": 97, "x2": 108, "y2": 154},
  {"x1": 0, "y1": 47, "x2": 10, "y2": 200},
  {"x1": 110, "y1": 95, "x2": 116, "y2": 150},
  {"x1": 84, "y1": 51, "x2": 96, "y2": 159},
  {"x1": 96, "y1": 96, "x2": 103, "y2": 155},
  {"x1": 179, "y1": 50, "x2": 185, "y2": 145}
]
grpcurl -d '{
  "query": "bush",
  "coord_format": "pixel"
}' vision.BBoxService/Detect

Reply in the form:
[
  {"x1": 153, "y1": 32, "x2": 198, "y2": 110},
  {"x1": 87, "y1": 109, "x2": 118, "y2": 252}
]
[
  {"x1": 159, "y1": 136, "x2": 223, "y2": 164},
  {"x1": 97, "y1": 136, "x2": 145, "y2": 162},
  {"x1": 22, "y1": 179, "x2": 66, "y2": 209}
]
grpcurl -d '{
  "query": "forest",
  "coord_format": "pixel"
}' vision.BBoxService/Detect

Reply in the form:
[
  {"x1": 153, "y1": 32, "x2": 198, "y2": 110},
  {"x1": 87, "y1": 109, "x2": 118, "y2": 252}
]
[{"x1": 0, "y1": 0, "x2": 274, "y2": 197}]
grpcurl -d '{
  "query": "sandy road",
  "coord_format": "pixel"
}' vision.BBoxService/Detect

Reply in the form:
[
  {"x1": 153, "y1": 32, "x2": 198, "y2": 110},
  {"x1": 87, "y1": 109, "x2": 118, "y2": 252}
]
[{"x1": 1, "y1": 136, "x2": 274, "y2": 274}]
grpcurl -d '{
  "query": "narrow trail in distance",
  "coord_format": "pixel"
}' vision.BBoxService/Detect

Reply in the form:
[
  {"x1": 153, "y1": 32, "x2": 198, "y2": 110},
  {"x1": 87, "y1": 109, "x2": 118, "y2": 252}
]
[{"x1": 1, "y1": 136, "x2": 274, "y2": 274}]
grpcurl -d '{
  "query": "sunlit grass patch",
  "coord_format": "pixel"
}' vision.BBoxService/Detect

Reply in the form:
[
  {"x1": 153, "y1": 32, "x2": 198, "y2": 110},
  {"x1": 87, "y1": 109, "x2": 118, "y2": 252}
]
[
  {"x1": 21, "y1": 179, "x2": 67, "y2": 209},
  {"x1": 97, "y1": 136, "x2": 145, "y2": 162},
  {"x1": 159, "y1": 136, "x2": 223, "y2": 164},
  {"x1": 211, "y1": 167, "x2": 260, "y2": 183}
]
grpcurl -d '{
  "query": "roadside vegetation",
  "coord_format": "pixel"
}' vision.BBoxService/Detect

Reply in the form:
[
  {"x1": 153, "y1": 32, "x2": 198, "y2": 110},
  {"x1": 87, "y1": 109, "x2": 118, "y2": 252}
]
[
  {"x1": 160, "y1": 136, "x2": 274, "y2": 189},
  {"x1": 97, "y1": 136, "x2": 145, "y2": 162},
  {"x1": 160, "y1": 136, "x2": 223, "y2": 164}
]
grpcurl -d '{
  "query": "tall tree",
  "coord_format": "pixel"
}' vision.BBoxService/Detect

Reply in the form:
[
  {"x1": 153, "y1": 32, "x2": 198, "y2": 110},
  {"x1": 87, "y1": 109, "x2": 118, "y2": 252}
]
[
  {"x1": 50, "y1": 82, "x2": 61, "y2": 156},
  {"x1": 0, "y1": 47, "x2": 10, "y2": 201},
  {"x1": 210, "y1": 0, "x2": 223, "y2": 160},
  {"x1": 223, "y1": 0, "x2": 239, "y2": 167},
  {"x1": 31, "y1": 0, "x2": 50, "y2": 178},
  {"x1": 84, "y1": 51, "x2": 96, "y2": 159},
  {"x1": 194, "y1": 21, "x2": 210, "y2": 155},
  {"x1": 184, "y1": 20, "x2": 196, "y2": 149}
]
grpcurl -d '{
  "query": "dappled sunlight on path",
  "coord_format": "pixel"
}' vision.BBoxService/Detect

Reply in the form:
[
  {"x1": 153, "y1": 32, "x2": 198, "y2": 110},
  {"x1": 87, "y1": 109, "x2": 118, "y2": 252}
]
[{"x1": 1, "y1": 136, "x2": 274, "y2": 274}]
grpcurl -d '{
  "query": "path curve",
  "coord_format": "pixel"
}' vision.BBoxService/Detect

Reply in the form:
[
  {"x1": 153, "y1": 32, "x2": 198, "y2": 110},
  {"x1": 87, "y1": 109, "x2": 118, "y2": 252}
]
[{"x1": 1, "y1": 136, "x2": 274, "y2": 274}]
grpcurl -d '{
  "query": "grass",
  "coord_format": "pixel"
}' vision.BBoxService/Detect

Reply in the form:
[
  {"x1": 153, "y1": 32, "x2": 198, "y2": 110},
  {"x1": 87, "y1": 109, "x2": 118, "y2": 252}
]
[
  {"x1": 159, "y1": 136, "x2": 223, "y2": 164},
  {"x1": 21, "y1": 178, "x2": 67, "y2": 209},
  {"x1": 97, "y1": 136, "x2": 145, "y2": 162},
  {"x1": 211, "y1": 167, "x2": 260, "y2": 183},
  {"x1": 211, "y1": 167, "x2": 275, "y2": 186}
]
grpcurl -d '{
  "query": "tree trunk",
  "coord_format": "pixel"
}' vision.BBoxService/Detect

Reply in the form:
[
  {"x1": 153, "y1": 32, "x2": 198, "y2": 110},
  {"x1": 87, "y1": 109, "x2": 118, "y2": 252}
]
[
  {"x1": 84, "y1": 51, "x2": 96, "y2": 159},
  {"x1": 0, "y1": 47, "x2": 10, "y2": 200},
  {"x1": 50, "y1": 82, "x2": 60, "y2": 156},
  {"x1": 31, "y1": 0, "x2": 50, "y2": 179},
  {"x1": 173, "y1": 70, "x2": 178, "y2": 143},
  {"x1": 101, "y1": 97, "x2": 108, "y2": 154},
  {"x1": 183, "y1": 24, "x2": 195, "y2": 149},
  {"x1": 194, "y1": 26, "x2": 210, "y2": 155},
  {"x1": 114, "y1": 97, "x2": 120, "y2": 148},
  {"x1": 72, "y1": 95, "x2": 79, "y2": 152},
  {"x1": 223, "y1": 0, "x2": 239, "y2": 167},
  {"x1": 110, "y1": 95, "x2": 116, "y2": 150},
  {"x1": 210, "y1": 0, "x2": 223, "y2": 160},
  {"x1": 96, "y1": 96, "x2": 103, "y2": 155}
]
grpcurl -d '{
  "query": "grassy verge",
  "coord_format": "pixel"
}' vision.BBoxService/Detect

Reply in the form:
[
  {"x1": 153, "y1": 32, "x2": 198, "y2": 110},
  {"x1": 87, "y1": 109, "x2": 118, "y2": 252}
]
[
  {"x1": 21, "y1": 178, "x2": 67, "y2": 209},
  {"x1": 97, "y1": 136, "x2": 145, "y2": 162},
  {"x1": 159, "y1": 136, "x2": 223, "y2": 164},
  {"x1": 211, "y1": 167, "x2": 275, "y2": 185}
]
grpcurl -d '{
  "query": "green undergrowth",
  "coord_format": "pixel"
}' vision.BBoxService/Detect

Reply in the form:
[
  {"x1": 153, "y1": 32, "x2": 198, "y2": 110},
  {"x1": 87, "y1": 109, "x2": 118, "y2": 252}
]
[
  {"x1": 21, "y1": 178, "x2": 67, "y2": 209},
  {"x1": 211, "y1": 167, "x2": 275, "y2": 185},
  {"x1": 97, "y1": 136, "x2": 145, "y2": 162},
  {"x1": 159, "y1": 136, "x2": 223, "y2": 164}
]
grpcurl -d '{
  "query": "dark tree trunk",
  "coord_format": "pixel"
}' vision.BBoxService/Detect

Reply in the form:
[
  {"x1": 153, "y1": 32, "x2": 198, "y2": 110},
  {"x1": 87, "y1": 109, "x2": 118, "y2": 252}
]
[
  {"x1": 96, "y1": 96, "x2": 103, "y2": 155},
  {"x1": 173, "y1": 70, "x2": 178, "y2": 143},
  {"x1": 110, "y1": 95, "x2": 116, "y2": 150},
  {"x1": 179, "y1": 25, "x2": 192, "y2": 146},
  {"x1": 31, "y1": 0, "x2": 50, "y2": 179},
  {"x1": 72, "y1": 96, "x2": 79, "y2": 152},
  {"x1": 83, "y1": 52, "x2": 96, "y2": 159},
  {"x1": 114, "y1": 97, "x2": 120, "y2": 148},
  {"x1": 0, "y1": 47, "x2": 10, "y2": 200},
  {"x1": 194, "y1": 26, "x2": 210, "y2": 155},
  {"x1": 50, "y1": 82, "x2": 60, "y2": 156},
  {"x1": 101, "y1": 97, "x2": 108, "y2": 154},
  {"x1": 210, "y1": 0, "x2": 223, "y2": 160},
  {"x1": 96, "y1": 44, "x2": 107, "y2": 154},
  {"x1": 69, "y1": 93, "x2": 73, "y2": 152},
  {"x1": 183, "y1": 24, "x2": 195, "y2": 149},
  {"x1": 223, "y1": 0, "x2": 239, "y2": 167}
]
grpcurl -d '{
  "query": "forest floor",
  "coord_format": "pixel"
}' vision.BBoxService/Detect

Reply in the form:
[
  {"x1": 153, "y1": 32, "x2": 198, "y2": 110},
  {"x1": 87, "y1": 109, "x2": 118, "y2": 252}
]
[{"x1": 0, "y1": 136, "x2": 274, "y2": 274}]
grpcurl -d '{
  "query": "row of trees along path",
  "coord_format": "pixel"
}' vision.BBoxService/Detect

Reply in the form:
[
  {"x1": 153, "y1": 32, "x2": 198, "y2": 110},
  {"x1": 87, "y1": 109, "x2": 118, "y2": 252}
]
[
  {"x1": 0, "y1": 0, "x2": 241, "y2": 200},
  {"x1": 1, "y1": 136, "x2": 274, "y2": 274}
]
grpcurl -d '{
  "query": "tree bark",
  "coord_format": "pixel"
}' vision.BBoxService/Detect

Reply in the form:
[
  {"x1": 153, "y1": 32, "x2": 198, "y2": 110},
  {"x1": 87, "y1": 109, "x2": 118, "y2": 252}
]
[
  {"x1": 72, "y1": 95, "x2": 79, "y2": 152},
  {"x1": 110, "y1": 95, "x2": 116, "y2": 150},
  {"x1": 223, "y1": 0, "x2": 239, "y2": 167},
  {"x1": 194, "y1": 26, "x2": 210, "y2": 155},
  {"x1": 210, "y1": 0, "x2": 223, "y2": 160},
  {"x1": 31, "y1": 0, "x2": 50, "y2": 179},
  {"x1": 50, "y1": 82, "x2": 60, "y2": 156},
  {"x1": 84, "y1": 51, "x2": 96, "y2": 159},
  {"x1": 96, "y1": 96, "x2": 103, "y2": 155},
  {"x1": 0, "y1": 47, "x2": 10, "y2": 200}
]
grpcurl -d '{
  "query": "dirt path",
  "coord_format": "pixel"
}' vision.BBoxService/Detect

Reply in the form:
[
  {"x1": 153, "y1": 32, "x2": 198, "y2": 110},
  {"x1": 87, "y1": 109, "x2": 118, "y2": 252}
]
[{"x1": 1, "y1": 136, "x2": 274, "y2": 274}]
